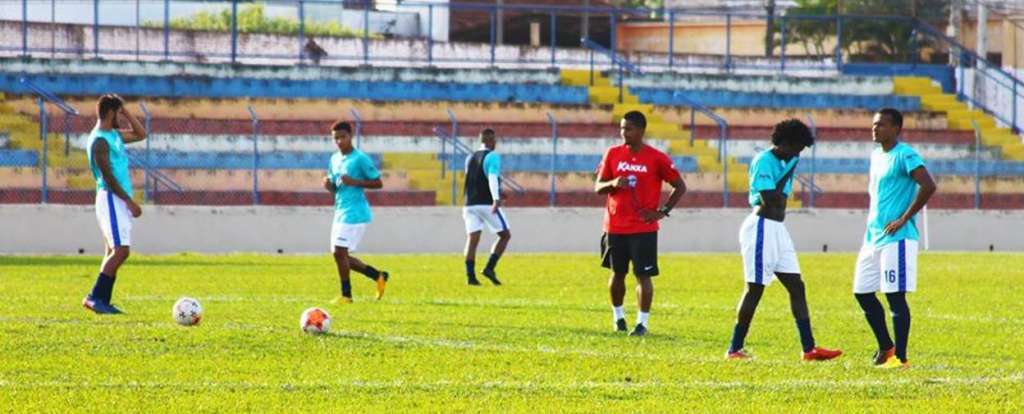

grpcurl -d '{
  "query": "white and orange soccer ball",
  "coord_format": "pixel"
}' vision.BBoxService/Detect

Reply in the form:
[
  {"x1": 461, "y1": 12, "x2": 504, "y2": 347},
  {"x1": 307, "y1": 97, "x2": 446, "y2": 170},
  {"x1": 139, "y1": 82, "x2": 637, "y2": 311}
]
[
  {"x1": 300, "y1": 307, "x2": 331, "y2": 334},
  {"x1": 172, "y1": 297, "x2": 203, "y2": 326}
]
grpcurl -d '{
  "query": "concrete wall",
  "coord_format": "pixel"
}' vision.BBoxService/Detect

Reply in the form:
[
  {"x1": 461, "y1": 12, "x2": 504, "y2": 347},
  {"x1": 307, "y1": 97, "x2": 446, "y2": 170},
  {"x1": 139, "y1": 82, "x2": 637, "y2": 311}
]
[
  {"x1": 616, "y1": 20, "x2": 838, "y2": 58},
  {"x1": 0, "y1": 19, "x2": 614, "y2": 69},
  {"x1": 0, "y1": 20, "x2": 824, "y2": 74},
  {"x1": 0, "y1": 0, "x2": 423, "y2": 38},
  {"x1": 2, "y1": 205, "x2": 1021, "y2": 254},
  {"x1": 1004, "y1": 17, "x2": 1022, "y2": 70}
]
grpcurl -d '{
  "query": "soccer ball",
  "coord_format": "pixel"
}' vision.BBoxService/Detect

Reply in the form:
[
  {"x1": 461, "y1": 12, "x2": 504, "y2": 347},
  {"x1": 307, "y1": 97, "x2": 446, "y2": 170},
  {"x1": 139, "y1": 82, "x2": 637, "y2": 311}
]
[
  {"x1": 172, "y1": 297, "x2": 203, "y2": 326},
  {"x1": 300, "y1": 307, "x2": 331, "y2": 334}
]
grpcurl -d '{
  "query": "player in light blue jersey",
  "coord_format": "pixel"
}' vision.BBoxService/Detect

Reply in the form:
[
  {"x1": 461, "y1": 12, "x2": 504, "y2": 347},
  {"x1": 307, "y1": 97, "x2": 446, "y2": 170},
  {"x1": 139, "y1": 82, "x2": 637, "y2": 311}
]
[
  {"x1": 323, "y1": 121, "x2": 390, "y2": 303},
  {"x1": 726, "y1": 119, "x2": 842, "y2": 362},
  {"x1": 853, "y1": 108, "x2": 936, "y2": 369},
  {"x1": 82, "y1": 94, "x2": 147, "y2": 315}
]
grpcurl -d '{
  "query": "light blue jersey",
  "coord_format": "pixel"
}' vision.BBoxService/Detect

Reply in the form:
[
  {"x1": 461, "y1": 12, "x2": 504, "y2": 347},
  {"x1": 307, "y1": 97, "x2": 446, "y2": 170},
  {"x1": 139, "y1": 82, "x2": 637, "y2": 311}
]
[
  {"x1": 86, "y1": 127, "x2": 132, "y2": 195},
  {"x1": 748, "y1": 149, "x2": 798, "y2": 207},
  {"x1": 482, "y1": 151, "x2": 501, "y2": 176},
  {"x1": 327, "y1": 149, "x2": 380, "y2": 224},
  {"x1": 865, "y1": 141, "x2": 926, "y2": 247}
]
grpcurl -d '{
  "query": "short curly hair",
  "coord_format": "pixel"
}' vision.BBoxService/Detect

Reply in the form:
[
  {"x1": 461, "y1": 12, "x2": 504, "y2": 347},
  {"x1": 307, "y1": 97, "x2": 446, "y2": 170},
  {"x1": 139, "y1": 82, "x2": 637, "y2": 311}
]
[{"x1": 770, "y1": 119, "x2": 815, "y2": 148}]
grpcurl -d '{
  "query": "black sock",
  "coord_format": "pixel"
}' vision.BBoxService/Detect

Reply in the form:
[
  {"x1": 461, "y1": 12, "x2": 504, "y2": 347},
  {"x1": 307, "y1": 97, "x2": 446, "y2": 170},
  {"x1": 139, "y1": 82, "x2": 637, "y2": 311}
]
[
  {"x1": 729, "y1": 323, "x2": 750, "y2": 353},
  {"x1": 356, "y1": 265, "x2": 380, "y2": 281},
  {"x1": 795, "y1": 318, "x2": 815, "y2": 353},
  {"x1": 886, "y1": 292, "x2": 911, "y2": 362},
  {"x1": 90, "y1": 273, "x2": 115, "y2": 303},
  {"x1": 731, "y1": 283, "x2": 763, "y2": 352},
  {"x1": 855, "y1": 293, "x2": 894, "y2": 351},
  {"x1": 484, "y1": 253, "x2": 501, "y2": 273},
  {"x1": 341, "y1": 280, "x2": 352, "y2": 298},
  {"x1": 465, "y1": 260, "x2": 475, "y2": 277}
]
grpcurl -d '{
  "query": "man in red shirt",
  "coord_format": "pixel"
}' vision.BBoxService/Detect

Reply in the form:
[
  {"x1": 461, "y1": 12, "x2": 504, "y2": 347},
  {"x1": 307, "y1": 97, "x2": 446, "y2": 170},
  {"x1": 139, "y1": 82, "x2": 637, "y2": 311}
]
[{"x1": 595, "y1": 111, "x2": 687, "y2": 336}]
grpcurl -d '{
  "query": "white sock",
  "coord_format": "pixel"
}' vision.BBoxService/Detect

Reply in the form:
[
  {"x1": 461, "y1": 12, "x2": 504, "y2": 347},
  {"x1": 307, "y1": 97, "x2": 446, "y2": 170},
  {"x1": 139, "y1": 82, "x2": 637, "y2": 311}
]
[
  {"x1": 613, "y1": 306, "x2": 625, "y2": 321},
  {"x1": 637, "y1": 311, "x2": 650, "y2": 327}
]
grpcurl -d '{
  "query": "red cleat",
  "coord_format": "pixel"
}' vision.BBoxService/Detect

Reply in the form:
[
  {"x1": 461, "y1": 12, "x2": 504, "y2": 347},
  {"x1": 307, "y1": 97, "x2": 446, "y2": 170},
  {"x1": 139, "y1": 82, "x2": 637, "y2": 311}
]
[
  {"x1": 726, "y1": 349, "x2": 753, "y2": 360},
  {"x1": 802, "y1": 347, "x2": 843, "y2": 361}
]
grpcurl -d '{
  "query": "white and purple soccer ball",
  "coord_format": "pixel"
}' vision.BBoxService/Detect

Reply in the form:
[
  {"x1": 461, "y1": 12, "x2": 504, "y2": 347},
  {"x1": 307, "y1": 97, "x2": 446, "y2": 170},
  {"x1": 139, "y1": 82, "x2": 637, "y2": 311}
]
[
  {"x1": 300, "y1": 307, "x2": 331, "y2": 335},
  {"x1": 172, "y1": 297, "x2": 203, "y2": 326}
]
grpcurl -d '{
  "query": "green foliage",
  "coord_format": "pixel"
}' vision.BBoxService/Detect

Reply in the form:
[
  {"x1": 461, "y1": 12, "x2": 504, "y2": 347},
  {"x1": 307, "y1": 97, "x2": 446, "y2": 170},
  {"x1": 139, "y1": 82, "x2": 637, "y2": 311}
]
[
  {"x1": 776, "y1": 0, "x2": 949, "y2": 62},
  {"x1": 1, "y1": 253, "x2": 1023, "y2": 411},
  {"x1": 144, "y1": 3, "x2": 377, "y2": 39}
]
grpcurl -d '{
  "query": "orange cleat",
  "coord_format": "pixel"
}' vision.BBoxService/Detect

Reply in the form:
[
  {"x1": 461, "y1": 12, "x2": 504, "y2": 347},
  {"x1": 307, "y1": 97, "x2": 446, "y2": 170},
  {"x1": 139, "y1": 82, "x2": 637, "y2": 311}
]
[
  {"x1": 375, "y1": 272, "x2": 389, "y2": 300},
  {"x1": 802, "y1": 347, "x2": 843, "y2": 361}
]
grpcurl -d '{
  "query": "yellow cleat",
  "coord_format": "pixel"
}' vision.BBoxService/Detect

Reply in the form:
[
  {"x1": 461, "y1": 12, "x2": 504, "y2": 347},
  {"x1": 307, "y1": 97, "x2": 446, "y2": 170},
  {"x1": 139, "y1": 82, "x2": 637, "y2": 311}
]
[
  {"x1": 374, "y1": 272, "x2": 389, "y2": 300},
  {"x1": 876, "y1": 355, "x2": 910, "y2": 370},
  {"x1": 331, "y1": 295, "x2": 353, "y2": 305}
]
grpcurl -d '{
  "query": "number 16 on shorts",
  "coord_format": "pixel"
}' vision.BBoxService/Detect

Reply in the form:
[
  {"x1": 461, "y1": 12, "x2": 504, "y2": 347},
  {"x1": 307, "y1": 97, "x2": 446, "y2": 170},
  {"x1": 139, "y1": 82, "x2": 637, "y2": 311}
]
[{"x1": 854, "y1": 240, "x2": 918, "y2": 294}]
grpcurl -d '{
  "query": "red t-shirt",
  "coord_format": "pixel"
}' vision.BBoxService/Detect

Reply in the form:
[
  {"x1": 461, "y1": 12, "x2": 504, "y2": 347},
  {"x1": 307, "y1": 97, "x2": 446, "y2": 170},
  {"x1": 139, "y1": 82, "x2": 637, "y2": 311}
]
[{"x1": 597, "y1": 144, "x2": 681, "y2": 234}]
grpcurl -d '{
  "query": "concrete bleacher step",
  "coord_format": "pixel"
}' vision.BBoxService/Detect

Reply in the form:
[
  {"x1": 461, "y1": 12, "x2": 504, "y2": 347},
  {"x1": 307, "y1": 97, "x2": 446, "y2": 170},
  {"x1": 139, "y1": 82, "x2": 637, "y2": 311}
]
[
  {"x1": 979, "y1": 128, "x2": 1021, "y2": 146},
  {"x1": 948, "y1": 116, "x2": 996, "y2": 130},
  {"x1": 668, "y1": 139, "x2": 718, "y2": 158},
  {"x1": 1001, "y1": 144, "x2": 1024, "y2": 159},
  {"x1": 1, "y1": 107, "x2": 92, "y2": 169},
  {"x1": 429, "y1": 171, "x2": 464, "y2": 206},
  {"x1": 589, "y1": 87, "x2": 639, "y2": 105},
  {"x1": 894, "y1": 75, "x2": 1024, "y2": 161},
  {"x1": 612, "y1": 103, "x2": 655, "y2": 120},
  {"x1": 571, "y1": 69, "x2": 641, "y2": 106},
  {"x1": 576, "y1": 69, "x2": 746, "y2": 179},
  {"x1": 46, "y1": 151, "x2": 89, "y2": 170},
  {"x1": 920, "y1": 94, "x2": 964, "y2": 112},
  {"x1": 726, "y1": 170, "x2": 748, "y2": 192},
  {"x1": 645, "y1": 122, "x2": 688, "y2": 140},
  {"x1": 559, "y1": 69, "x2": 611, "y2": 88},
  {"x1": 66, "y1": 171, "x2": 94, "y2": 190},
  {"x1": 893, "y1": 76, "x2": 941, "y2": 95},
  {"x1": 381, "y1": 152, "x2": 441, "y2": 170},
  {"x1": 382, "y1": 152, "x2": 456, "y2": 205}
]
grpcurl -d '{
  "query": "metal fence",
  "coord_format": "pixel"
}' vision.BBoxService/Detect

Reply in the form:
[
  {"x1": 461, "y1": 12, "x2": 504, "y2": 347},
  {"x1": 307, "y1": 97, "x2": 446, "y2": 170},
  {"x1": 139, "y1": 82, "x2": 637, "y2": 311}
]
[
  {"x1": 3, "y1": 88, "x2": 1021, "y2": 209},
  {"x1": 2, "y1": 1, "x2": 1019, "y2": 131}
]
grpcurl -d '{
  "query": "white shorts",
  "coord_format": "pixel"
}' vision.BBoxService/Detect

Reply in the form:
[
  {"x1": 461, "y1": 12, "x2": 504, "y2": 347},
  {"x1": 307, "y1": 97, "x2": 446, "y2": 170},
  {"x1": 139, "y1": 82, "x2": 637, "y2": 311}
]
[
  {"x1": 463, "y1": 205, "x2": 510, "y2": 234},
  {"x1": 854, "y1": 240, "x2": 918, "y2": 294},
  {"x1": 330, "y1": 222, "x2": 367, "y2": 252},
  {"x1": 95, "y1": 190, "x2": 132, "y2": 247},
  {"x1": 739, "y1": 212, "x2": 800, "y2": 285}
]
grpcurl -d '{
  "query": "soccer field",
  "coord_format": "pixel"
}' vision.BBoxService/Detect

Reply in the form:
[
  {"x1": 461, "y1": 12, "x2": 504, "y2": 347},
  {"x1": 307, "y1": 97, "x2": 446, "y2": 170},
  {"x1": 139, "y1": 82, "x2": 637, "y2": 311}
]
[{"x1": 1, "y1": 253, "x2": 1022, "y2": 412}]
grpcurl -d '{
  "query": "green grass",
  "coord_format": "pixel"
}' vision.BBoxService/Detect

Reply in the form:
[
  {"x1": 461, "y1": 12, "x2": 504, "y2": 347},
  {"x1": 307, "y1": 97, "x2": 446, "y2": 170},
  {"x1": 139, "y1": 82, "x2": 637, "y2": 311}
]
[{"x1": 1, "y1": 253, "x2": 1022, "y2": 412}]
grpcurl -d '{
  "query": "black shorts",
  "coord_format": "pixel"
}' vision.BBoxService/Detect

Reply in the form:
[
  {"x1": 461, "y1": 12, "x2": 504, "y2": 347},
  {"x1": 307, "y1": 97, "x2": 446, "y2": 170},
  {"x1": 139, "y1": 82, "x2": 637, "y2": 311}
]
[{"x1": 600, "y1": 231, "x2": 659, "y2": 277}]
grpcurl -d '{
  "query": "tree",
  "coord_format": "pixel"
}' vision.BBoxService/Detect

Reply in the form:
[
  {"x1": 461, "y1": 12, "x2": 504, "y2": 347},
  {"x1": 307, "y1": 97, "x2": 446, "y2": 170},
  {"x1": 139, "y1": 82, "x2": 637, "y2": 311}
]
[{"x1": 774, "y1": 0, "x2": 949, "y2": 62}]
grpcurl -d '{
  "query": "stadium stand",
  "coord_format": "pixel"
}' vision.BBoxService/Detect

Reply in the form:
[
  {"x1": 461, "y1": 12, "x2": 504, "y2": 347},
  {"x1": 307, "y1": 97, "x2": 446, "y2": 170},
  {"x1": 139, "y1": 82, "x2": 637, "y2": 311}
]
[{"x1": 0, "y1": 28, "x2": 1021, "y2": 209}]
